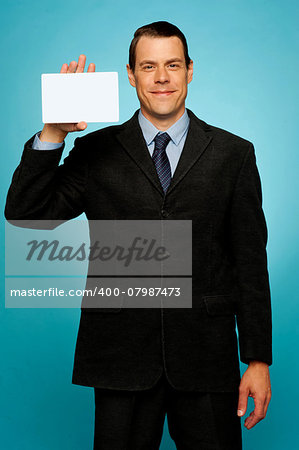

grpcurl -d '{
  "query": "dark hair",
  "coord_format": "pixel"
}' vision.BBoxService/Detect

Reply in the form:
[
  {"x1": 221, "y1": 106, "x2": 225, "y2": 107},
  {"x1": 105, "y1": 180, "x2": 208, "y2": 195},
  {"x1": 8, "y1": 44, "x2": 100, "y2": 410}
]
[{"x1": 129, "y1": 21, "x2": 191, "y2": 72}]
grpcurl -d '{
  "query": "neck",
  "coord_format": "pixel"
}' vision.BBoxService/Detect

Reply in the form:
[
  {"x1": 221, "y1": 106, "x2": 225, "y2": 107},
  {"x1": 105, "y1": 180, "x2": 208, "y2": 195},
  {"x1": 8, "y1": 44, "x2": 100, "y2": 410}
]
[{"x1": 140, "y1": 107, "x2": 186, "y2": 131}]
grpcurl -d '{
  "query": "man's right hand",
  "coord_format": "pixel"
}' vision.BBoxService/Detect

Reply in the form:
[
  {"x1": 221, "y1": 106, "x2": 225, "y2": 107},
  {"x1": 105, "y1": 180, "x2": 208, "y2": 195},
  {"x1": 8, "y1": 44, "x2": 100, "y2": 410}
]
[{"x1": 39, "y1": 54, "x2": 95, "y2": 143}]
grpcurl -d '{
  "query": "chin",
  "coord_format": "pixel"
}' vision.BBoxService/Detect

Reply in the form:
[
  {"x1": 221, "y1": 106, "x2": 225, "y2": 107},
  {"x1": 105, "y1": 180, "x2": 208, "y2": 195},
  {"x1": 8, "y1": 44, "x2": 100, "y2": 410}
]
[{"x1": 151, "y1": 107, "x2": 177, "y2": 118}]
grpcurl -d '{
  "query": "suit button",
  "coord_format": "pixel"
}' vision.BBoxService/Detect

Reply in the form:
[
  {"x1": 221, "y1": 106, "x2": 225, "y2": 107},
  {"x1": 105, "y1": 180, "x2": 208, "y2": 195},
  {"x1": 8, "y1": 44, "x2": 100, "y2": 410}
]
[{"x1": 161, "y1": 209, "x2": 169, "y2": 218}]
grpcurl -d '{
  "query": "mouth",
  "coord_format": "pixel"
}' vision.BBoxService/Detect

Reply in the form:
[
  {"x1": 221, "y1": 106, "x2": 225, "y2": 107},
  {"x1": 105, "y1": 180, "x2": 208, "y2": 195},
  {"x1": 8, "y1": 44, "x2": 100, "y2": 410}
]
[{"x1": 150, "y1": 90, "x2": 175, "y2": 96}]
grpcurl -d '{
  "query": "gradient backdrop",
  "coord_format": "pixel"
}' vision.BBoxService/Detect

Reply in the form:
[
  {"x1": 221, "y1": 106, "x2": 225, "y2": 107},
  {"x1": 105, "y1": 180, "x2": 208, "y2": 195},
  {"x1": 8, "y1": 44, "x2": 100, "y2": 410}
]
[{"x1": 1, "y1": 0, "x2": 298, "y2": 449}]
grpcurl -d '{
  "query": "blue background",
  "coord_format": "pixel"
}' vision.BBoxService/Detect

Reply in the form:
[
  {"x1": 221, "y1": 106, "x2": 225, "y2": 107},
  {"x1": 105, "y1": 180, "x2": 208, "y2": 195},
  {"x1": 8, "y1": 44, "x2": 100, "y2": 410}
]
[{"x1": 1, "y1": 0, "x2": 298, "y2": 448}]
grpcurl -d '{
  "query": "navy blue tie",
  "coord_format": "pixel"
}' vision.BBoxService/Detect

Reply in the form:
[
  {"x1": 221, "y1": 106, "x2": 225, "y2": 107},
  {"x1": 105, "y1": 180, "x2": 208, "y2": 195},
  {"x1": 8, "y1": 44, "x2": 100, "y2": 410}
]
[{"x1": 152, "y1": 132, "x2": 172, "y2": 194}]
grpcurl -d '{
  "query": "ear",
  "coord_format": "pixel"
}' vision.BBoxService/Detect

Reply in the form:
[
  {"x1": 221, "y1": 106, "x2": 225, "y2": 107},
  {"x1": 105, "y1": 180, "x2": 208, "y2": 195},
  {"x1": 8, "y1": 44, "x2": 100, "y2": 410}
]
[
  {"x1": 126, "y1": 64, "x2": 136, "y2": 88},
  {"x1": 187, "y1": 60, "x2": 194, "y2": 84}
]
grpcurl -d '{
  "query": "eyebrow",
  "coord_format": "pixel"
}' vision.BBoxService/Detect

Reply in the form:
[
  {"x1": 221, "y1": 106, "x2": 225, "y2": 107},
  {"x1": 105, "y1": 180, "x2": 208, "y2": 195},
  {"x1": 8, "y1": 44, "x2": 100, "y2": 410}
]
[{"x1": 139, "y1": 58, "x2": 184, "y2": 66}]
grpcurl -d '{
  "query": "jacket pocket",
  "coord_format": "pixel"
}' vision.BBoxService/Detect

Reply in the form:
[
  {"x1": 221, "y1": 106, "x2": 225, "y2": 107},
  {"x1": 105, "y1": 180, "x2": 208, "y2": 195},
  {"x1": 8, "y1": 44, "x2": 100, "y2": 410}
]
[{"x1": 202, "y1": 294, "x2": 236, "y2": 316}]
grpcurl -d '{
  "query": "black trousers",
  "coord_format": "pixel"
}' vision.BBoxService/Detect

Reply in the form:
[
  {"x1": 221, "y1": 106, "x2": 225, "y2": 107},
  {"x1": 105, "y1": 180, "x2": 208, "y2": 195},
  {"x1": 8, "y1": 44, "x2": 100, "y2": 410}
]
[{"x1": 93, "y1": 371, "x2": 242, "y2": 450}]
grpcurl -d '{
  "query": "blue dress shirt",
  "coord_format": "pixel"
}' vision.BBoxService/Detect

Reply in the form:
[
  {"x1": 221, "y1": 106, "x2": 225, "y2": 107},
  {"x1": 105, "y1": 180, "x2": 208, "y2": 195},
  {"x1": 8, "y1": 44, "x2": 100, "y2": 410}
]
[
  {"x1": 137, "y1": 109, "x2": 189, "y2": 176},
  {"x1": 32, "y1": 109, "x2": 190, "y2": 175}
]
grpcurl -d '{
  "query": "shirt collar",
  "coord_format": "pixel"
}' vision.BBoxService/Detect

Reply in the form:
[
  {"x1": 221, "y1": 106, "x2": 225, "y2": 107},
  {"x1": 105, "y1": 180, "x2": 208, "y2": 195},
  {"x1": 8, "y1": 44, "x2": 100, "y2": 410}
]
[{"x1": 138, "y1": 108, "x2": 190, "y2": 146}]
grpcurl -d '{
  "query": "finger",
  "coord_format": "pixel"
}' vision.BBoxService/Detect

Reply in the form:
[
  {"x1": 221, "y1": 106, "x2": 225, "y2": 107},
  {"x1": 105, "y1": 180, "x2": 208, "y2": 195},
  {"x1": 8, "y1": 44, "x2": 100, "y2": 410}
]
[
  {"x1": 244, "y1": 411, "x2": 256, "y2": 429},
  {"x1": 67, "y1": 61, "x2": 78, "y2": 73},
  {"x1": 60, "y1": 63, "x2": 68, "y2": 73},
  {"x1": 263, "y1": 389, "x2": 272, "y2": 416},
  {"x1": 87, "y1": 63, "x2": 96, "y2": 72},
  {"x1": 60, "y1": 122, "x2": 87, "y2": 132},
  {"x1": 76, "y1": 54, "x2": 86, "y2": 73},
  {"x1": 244, "y1": 411, "x2": 264, "y2": 429},
  {"x1": 75, "y1": 121, "x2": 87, "y2": 131},
  {"x1": 244, "y1": 398, "x2": 265, "y2": 429},
  {"x1": 237, "y1": 387, "x2": 249, "y2": 417}
]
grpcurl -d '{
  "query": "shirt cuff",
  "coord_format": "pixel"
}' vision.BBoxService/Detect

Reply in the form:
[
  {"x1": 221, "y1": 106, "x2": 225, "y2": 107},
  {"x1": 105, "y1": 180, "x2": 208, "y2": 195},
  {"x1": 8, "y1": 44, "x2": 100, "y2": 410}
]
[{"x1": 32, "y1": 131, "x2": 64, "y2": 150}]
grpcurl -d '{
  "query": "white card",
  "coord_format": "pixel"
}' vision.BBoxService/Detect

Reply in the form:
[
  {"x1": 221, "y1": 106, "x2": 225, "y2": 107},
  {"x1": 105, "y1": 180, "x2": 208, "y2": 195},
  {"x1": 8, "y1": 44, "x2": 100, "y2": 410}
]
[{"x1": 41, "y1": 72, "x2": 119, "y2": 123}]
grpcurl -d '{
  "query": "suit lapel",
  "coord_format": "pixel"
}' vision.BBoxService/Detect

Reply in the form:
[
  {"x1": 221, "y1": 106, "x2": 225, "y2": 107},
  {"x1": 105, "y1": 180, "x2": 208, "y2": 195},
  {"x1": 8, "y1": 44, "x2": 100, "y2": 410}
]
[
  {"x1": 115, "y1": 109, "x2": 213, "y2": 197},
  {"x1": 115, "y1": 111, "x2": 164, "y2": 196},
  {"x1": 167, "y1": 109, "x2": 213, "y2": 195}
]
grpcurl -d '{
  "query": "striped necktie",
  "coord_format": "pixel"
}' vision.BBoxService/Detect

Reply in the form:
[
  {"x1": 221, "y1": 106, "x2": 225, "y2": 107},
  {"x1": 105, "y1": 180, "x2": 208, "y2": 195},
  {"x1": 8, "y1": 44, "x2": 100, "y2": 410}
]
[{"x1": 152, "y1": 132, "x2": 172, "y2": 194}]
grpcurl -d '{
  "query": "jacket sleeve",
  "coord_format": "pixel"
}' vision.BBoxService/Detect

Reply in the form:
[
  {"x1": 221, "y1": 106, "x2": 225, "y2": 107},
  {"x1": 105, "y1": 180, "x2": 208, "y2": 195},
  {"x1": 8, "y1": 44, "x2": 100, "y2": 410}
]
[
  {"x1": 5, "y1": 134, "x2": 87, "y2": 222},
  {"x1": 230, "y1": 142, "x2": 272, "y2": 366}
]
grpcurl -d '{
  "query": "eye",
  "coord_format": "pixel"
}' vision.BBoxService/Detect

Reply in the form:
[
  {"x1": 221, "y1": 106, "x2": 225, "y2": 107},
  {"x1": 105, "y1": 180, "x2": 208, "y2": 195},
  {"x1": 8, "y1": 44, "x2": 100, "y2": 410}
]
[{"x1": 144, "y1": 65, "x2": 154, "y2": 70}]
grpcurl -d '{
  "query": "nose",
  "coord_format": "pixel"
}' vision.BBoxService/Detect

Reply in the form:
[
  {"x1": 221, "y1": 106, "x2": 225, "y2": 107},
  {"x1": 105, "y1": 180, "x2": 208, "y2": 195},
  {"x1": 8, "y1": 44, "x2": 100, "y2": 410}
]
[{"x1": 154, "y1": 65, "x2": 169, "y2": 83}]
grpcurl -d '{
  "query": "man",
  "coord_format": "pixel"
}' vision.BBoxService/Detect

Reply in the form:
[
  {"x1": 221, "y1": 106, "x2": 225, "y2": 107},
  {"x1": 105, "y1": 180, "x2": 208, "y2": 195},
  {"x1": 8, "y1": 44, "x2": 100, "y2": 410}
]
[{"x1": 5, "y1": 21, "x2": 272, "y2": 449}]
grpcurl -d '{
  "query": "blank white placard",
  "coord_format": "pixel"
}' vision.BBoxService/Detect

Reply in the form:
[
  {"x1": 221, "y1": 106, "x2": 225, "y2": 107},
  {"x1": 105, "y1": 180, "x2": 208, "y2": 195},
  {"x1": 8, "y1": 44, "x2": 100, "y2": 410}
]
[{"x1": 41, "y1": 72, "x2": 119, "y2": 123}]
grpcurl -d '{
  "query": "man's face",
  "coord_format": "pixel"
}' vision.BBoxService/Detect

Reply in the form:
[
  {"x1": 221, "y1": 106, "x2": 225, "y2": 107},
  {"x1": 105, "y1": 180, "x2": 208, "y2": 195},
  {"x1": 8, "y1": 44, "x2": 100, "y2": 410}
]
[{"x1": 127, "y1": 36, "x2": 193, "y2": 125}]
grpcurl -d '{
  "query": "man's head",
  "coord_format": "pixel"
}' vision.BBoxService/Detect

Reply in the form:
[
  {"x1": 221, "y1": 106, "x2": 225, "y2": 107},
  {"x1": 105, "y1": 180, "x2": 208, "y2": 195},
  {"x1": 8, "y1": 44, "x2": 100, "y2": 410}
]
[{"x1": 126, "y1": 21, "x2": 193, "y2": 129}]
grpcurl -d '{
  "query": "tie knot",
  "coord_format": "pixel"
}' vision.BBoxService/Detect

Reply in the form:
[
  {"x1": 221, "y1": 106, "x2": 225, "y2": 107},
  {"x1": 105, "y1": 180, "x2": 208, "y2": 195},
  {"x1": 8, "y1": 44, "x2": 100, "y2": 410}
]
[{"x1": 154, "y1": 132, "x2": 171, "y2": 150}]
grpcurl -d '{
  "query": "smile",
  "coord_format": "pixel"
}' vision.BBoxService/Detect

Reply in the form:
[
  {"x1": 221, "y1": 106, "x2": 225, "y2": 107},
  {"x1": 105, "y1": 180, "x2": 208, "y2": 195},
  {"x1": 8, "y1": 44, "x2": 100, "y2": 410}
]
[{"x1": 150, "y1": 91, "x2": 175, "y2": 96}]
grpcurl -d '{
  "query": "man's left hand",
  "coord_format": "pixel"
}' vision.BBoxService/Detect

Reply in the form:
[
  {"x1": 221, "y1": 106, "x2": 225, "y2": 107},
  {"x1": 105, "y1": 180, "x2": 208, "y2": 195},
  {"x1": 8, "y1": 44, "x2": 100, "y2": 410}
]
[{"x1": 237, "y1": 360, "x2": 272, "y2": 429}]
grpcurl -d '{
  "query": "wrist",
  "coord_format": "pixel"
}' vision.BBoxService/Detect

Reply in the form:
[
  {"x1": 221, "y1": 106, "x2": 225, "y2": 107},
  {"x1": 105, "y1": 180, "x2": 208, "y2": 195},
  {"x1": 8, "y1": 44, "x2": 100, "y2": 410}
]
[
  {"x1": 40, "y1": 124, "x2": 67, "y2": 143},
  {"x1": 248, "y1": 360, "x2": 269, "y2": 367}
]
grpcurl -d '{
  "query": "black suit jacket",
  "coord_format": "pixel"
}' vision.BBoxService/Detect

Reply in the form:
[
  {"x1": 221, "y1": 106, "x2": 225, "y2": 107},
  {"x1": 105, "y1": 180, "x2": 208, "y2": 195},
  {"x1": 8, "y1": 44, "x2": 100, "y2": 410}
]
[{"x1": 5, "y1": 109, "x2": 272, "y2": 392}]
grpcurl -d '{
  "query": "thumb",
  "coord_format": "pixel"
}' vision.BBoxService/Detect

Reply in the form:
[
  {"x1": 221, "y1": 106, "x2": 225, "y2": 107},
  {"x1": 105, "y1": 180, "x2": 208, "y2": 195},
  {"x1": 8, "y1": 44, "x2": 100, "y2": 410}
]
[
  {"x1": 75, "y1": 121, "x2": 87, "y2": 131},
  {"x1": 237, "y1": 389, "x2": 248, "y2": 416}
]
